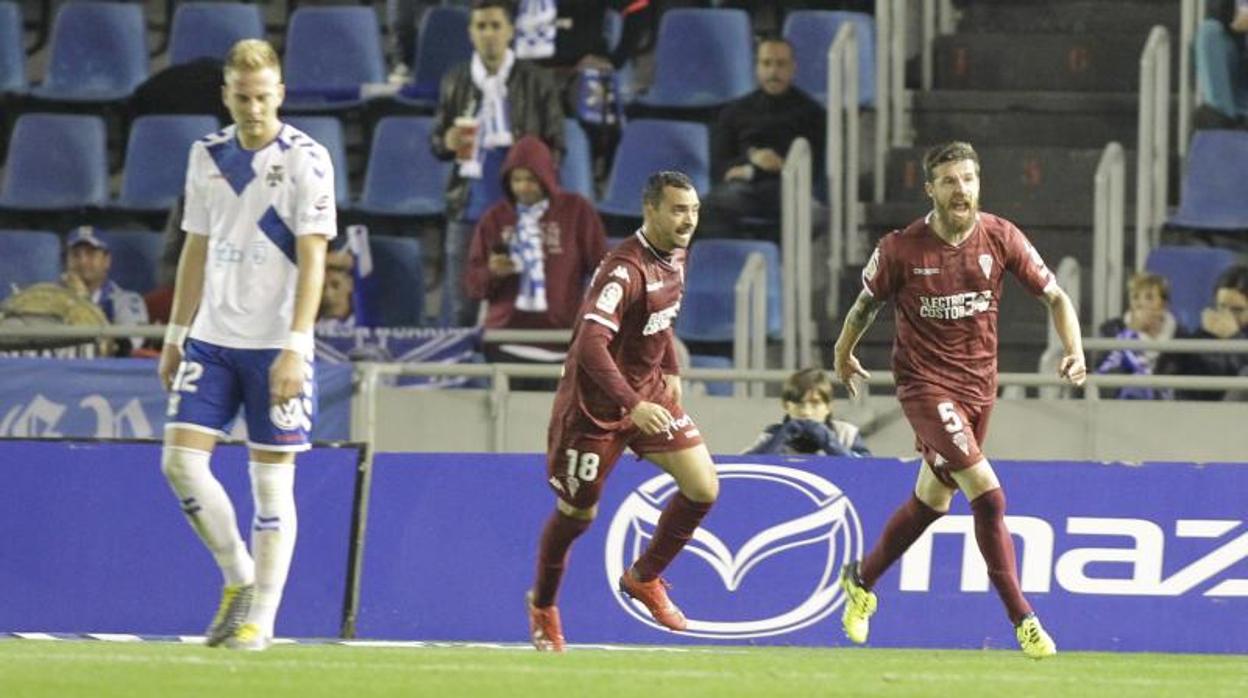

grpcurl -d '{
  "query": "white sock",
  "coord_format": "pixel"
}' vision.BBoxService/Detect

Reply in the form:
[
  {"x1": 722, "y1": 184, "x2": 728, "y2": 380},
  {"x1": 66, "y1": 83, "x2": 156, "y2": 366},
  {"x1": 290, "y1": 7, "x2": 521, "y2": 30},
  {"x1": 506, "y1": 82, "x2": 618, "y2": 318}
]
[
  {"x1": 247, "y1": 461, "x2": 298, "y2": 638},
  {"x1": 161, "y1": 446, "x2": 254, "y2": 587}
]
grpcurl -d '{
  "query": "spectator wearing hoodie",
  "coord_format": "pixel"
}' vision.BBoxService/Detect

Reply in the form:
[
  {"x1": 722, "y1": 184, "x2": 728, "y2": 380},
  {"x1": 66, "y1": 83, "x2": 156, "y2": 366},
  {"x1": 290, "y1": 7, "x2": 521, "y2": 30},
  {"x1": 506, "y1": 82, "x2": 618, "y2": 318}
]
[{"x1": 1094, "y1": 272, "x2": 1178, "y2": 400}]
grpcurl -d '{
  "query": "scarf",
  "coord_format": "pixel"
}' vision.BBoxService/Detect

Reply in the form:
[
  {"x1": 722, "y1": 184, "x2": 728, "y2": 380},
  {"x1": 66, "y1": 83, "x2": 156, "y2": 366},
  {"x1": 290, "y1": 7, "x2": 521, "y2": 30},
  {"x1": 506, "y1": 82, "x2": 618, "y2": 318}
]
[
  {"x1": 461, "y1": 50, "x2": 516, "y2": 179},
  {"x1": 514, "y1": 0, "x2": 557, "y2": 60},
  {"x1": 510, "y1": 198, "x2": 550, "y2": 312}
]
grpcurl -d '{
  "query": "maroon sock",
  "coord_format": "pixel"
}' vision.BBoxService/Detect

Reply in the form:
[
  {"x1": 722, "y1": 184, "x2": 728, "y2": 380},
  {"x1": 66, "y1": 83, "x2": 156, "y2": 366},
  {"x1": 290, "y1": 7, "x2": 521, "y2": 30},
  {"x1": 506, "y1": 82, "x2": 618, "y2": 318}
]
[
  {"x1": 532, "y1": 510, "x2": 592, "y2": 608},
  {"x1": 631, "y1": 493, "x2": 714, "y2": 582},
  {"x1": 860, "y1": 495, "x2": 944, "y2": 589},
  {"x1": 970, "y1": 488, "x2": 1032, "y2": 624}
]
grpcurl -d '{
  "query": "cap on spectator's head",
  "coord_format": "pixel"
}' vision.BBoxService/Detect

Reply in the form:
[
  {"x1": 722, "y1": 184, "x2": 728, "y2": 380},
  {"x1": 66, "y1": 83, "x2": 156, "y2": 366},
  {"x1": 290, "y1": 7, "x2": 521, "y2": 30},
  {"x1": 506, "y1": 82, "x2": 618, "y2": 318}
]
[{"x1": 66, "y1": 226, "x2": 109, "y2": 252}]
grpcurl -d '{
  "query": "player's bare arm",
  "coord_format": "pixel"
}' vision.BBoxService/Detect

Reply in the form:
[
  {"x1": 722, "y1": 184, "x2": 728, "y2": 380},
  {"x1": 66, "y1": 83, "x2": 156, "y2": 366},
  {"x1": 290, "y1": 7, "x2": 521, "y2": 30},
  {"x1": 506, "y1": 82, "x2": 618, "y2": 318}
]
[
  {"x1": 158, "y1": 232, "x2": 209, "y2": 391},
  {"x1": 832, "y1": 290, "x2": 884, "y2": 397},
  {"x1": 270, "y1": 234, "x2": 328, "y2": 405},
  {"x1": 1043, "y1": 285, "x2": 1087, "y2": 386},
  {"x1": 663, "y1": 374, "x2": 682, "y2": 406}
]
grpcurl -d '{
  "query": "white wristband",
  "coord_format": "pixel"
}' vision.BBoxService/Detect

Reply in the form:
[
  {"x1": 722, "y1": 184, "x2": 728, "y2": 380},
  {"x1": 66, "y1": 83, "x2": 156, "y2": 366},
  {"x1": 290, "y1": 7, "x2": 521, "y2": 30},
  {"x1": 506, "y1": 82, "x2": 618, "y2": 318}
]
[
  {"x1": 164, "y1": 323, "x2": 189, "y2": 347},
  {"x1": 285, "y1": 331, "x2": 314, "y2": 358}
]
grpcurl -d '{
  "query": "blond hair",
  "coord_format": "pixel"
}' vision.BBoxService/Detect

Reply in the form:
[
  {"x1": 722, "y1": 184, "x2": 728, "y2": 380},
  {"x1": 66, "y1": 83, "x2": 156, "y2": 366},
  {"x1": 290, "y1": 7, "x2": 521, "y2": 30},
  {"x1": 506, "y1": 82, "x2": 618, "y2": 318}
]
[
  {"x1": 224, "y1": 39, "x2": 281, "y2": 79},
  {"x1": 1127, "y1": 271, "x2": 1169, "y2": 302}
]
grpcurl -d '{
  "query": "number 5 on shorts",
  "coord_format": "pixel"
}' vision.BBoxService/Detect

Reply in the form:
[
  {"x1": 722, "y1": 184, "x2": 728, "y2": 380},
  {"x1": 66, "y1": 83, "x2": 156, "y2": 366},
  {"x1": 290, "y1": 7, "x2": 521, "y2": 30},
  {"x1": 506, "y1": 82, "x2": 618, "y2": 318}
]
[
  {"x1": 564, "y1": 449, "x2": 600, "y2": 482},
  {"x1": 937, "y1": 401, "x2": 964, "y2": 433}
]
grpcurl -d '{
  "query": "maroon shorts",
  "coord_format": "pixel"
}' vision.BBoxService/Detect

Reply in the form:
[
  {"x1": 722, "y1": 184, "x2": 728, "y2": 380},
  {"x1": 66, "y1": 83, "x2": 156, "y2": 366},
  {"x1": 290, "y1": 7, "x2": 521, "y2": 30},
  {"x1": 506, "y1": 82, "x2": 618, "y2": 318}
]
[
  {"x1": 545, "y1": 404, "x2": 704, "y2": 509},
  {"x1": 900, "y1": 396, "x2": 994, "y2": 487}
]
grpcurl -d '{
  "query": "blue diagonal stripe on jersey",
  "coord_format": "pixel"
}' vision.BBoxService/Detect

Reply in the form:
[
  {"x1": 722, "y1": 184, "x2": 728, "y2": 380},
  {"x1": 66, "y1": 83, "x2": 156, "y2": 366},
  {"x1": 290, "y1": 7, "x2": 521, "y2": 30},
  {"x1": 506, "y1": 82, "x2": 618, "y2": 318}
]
[
  {"x1": 205, "y1": 137, "x2": 257, "y2": 195},
  {"x1": 258, "y1": 207, "x2": 297, "y2": 264}
]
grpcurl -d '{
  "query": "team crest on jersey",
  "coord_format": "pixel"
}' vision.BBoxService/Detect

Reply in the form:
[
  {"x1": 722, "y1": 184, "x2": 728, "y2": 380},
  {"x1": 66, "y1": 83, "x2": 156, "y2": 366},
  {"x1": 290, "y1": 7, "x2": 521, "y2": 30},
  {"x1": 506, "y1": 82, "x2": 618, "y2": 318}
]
[
  {"x1": 978, "y1": 254, "x2": 993, "y2": 279},
  {"x1": 266, "y1": 165, "x2": 284, "y2": 187},
  {"x1": 643, "y1": 302, "x2": 680, "y2": 336},
  {"x1": 596, "y1": 282, "x2": 624, "y2": 314}
]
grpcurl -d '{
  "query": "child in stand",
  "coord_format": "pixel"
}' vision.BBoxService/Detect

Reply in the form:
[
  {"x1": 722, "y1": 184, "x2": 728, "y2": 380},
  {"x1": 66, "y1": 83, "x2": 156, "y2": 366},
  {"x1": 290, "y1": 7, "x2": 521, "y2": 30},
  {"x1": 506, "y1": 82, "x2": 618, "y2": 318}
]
[
  {"x1": 744, "y1": 367, "x2": 871, "y2": 456},
  {"x1": 1094, "y1": 272, "x2": 1177, "y2": 400}
]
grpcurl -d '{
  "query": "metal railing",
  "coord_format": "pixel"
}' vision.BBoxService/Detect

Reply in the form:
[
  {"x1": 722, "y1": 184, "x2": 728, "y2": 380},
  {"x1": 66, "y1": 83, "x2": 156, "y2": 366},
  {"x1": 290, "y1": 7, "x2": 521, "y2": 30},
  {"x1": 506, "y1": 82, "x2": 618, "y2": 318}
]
[
  {"x1": 826, "y1": 21, "x2": 862, "y2": 321},
  {"x1": 1178, "y1": 0, "x2": 1202, "y2": 160},
  {"x1": 733, "y1": 252, "x2": 768, "y2": 398},
  {"x1": 920, "y1": 0, "x2": 957, "y2": 91},
  {"x1": 873, "y1": 0, "x2": 893, "y2": 203},
  {"x1": 1136, "y1": 25, "x2": 1171, "y2": 272},
  {"x1": 780, "y1": 137, "x2": 815, "y2": 370},
  {"x1": 1091, "y1": 142, "x2": 1127, "y2": 329}
]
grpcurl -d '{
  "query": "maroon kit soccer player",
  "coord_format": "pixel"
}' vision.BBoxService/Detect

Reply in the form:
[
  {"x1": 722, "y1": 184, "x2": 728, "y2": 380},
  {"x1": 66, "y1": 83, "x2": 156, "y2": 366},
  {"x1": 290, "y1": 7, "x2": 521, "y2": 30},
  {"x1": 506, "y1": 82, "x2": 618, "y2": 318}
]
[
  {"x1": 833, "y1": 142, "x2": 1087, "y2": 659},
  {"x1": 526, "y1": 171, "x2": 719, "y2": 652}
]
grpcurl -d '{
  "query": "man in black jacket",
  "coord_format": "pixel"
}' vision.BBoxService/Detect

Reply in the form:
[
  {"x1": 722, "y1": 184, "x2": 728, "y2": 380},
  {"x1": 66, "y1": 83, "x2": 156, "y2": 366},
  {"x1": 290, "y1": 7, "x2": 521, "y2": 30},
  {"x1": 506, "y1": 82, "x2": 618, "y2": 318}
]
[
  {"x1": 700, "y1": 35, "x2": 826, "y2": 240},
  {"x1": 431, "y1": 0, "x2": 565, "y2": 326}
]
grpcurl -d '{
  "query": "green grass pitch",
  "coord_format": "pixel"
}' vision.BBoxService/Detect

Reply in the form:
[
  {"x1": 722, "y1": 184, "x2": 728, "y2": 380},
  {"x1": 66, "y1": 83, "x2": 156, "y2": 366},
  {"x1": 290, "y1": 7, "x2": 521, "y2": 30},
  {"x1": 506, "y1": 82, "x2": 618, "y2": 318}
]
[{"x1": 1, "y1": 640, "x2": 1245, "y2": 698}]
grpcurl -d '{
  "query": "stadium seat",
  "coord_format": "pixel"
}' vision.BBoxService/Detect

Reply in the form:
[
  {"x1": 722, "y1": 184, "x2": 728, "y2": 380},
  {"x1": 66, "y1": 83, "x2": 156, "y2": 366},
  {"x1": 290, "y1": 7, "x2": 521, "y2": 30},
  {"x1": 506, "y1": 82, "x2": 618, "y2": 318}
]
[
  {"x1": 96, "y1": 229, "x2": 163, "y2": 295},
  {"x1": 634, "y1": 9, "x2": 754, "y2": 109},
  {"x1": 560, "y1": 118, "x2": 594, "y2": 199},
  {"x1": 169, "y1": 2, "x2": 266, "y2": 66},
  {"x1": 598, "y1": 120, "x2": 709, "y2": 218},
  {"x1": 31, "y1": 2, "x2": 147, "y2": 102},
  {"x1": 283, "y1": 116, "x2": 351, "y2": 208},
  {"x1": 0, "y1": 230, "x2": 62, "y2": 301},
  {"x1": 1166, "y1": 130, "x2": 1248, "y2": 231},
  {"x1": 0, "y1": 113, "x2": 108, "y2": 211},
  {"x1": 283, "y1": 6, "x2": 386, "y2": 110},
  {"x1": 399, "y1": 5, "x2": 472, "y2": 104},
  {"x1": 1145, "y1": 245, "x2": 1245, "y2": 333},
  {"x1": 365, "y1": 235, "x2": 425, "y2": 326},
  {"x1": 675, "y1": 239, "x2": 783, "y2": 342},
  {"x1": 0, "y1": 1, "x2": 26, "y2": 95},
  {"x1": 114, "y1": 114, "x2": 220, "y2": 213},
  {"x1": 783, "y1": 10, "x2": 876, "y2": 106},
  {"x1": 689, "y1": 353, "x2": 733, "y2": 397},
  {"x1": 357, "y1": 116, "x2": 449, "y2": 217}
]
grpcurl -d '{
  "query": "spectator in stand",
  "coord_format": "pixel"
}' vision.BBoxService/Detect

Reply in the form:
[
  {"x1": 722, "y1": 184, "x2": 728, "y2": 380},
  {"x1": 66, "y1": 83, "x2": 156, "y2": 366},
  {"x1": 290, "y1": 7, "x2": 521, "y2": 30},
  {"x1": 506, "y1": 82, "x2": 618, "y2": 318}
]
[
  {"x1": 743, "y1": 368, "x2": 871, "y2": 456},
  {"x1": 316, "y1": 248, "x2": 357, "y2": 332},
  {"x1": 1194, "y1": 0, "x2": 1248, "y2": 128},
  {"x1": 1158, "y1": 264, "x2": 1248, "y2": 400},
  {"x1": 431, "y1": 0, "x2": 565, "y2": 327},
  {"x1": 1093, "y1": 272, "x2": 1178, "y2": 400},
  {"x1": 700, "y1": 35, "x2": 826, "y2": 239},
  {"x1": 465, "y1": 135, "x2": 607, "y2": 373},
  {"x1": 61, "y1": 226, "x2": 150, "y2": 356}
]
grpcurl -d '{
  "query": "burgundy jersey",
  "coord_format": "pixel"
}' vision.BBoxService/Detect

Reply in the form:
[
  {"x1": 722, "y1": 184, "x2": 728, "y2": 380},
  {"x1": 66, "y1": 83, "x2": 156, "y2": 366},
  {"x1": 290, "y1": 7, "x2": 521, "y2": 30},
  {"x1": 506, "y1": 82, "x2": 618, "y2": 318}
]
[
  {"x1": 551, "y1": 230, "x2": 684, "y2": 432},
  {"x1": 862, "y1": 212, "x2": 1057, "y2": 405}
]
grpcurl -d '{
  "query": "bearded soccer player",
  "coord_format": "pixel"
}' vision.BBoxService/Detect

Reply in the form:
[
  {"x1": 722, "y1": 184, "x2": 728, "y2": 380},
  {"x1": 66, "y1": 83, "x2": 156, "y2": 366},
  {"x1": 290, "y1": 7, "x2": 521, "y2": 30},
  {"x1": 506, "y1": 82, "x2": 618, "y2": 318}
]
[
  {"x1": 526, "y1": 171, "x2": 718, "y2": 652},
  {"x1": 833, "y1": 142, "x2": 1086, "y2": 659}
]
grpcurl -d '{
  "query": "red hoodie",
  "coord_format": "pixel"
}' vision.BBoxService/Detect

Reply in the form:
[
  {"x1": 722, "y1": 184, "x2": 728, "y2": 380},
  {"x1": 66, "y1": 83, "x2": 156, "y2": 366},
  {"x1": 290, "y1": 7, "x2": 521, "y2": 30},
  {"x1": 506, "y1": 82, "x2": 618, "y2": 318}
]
[{"x1": 464, "y1": 135, "x2": 608, "y2": 329}]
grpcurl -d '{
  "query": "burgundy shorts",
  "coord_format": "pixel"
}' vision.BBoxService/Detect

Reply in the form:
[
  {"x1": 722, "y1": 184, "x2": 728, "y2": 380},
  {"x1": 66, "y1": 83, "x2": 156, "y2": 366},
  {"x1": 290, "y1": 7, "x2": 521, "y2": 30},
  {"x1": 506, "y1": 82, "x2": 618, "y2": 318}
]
[
  {"x1": 900, "y1": 396, "x2": 994, "y2": 487},
  {"x1": 545, "y1": 403, "x2": 704, "y2": 509}
]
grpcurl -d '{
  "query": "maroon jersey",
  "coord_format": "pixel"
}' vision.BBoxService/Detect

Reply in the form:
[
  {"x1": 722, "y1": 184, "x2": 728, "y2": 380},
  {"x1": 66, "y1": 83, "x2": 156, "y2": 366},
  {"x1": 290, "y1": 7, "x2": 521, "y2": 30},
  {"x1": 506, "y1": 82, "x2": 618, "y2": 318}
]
[
  {"x1": 862, "y1": 212, "x2": 1057, "y2": 405},
  {"x1": 550, "y1": 230, "x2": 684, "y2": 432}
]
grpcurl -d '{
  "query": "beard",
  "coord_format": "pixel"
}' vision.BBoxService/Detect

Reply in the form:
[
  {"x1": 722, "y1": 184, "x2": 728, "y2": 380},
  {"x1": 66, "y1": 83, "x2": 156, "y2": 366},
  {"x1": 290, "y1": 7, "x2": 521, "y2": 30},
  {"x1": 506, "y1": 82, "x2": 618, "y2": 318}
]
[{"x1": 937, "y1": 199, "x2": 977, "y2": 235}]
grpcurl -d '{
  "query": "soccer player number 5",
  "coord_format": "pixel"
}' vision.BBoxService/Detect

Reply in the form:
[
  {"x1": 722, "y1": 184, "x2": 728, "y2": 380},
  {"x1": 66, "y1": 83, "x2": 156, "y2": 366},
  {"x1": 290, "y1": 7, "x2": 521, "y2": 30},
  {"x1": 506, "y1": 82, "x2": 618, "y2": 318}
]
[
  {"x1": 937, "y1": 401, "x2": 964, "y2": 434},
  {"x1": 564, "y1": 449, "x2": 600, "y2": 482}
]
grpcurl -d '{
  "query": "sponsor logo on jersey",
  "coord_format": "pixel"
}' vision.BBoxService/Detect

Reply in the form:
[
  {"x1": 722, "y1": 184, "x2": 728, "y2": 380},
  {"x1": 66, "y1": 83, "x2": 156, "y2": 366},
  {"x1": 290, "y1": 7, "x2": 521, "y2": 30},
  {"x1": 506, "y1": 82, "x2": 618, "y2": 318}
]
[
  {"x1": 918, "y1": 290, "x2": 992, "y2": 320},
  {"x1": 266, "y1": 164, "x2": 285, "y2": 187},
  {"x1": 642, "y1": 302, "x2": 680, "y2": 336},
  {"x1": 610, "y1": 265, "x2": 630, "y2": 282},
  {"x1": 596, "y1": 282, "x2": 624, "y2": 314},
  {"x1": 645, "y1": 280, "x2": 664, "y2": 292},
  {"x1": 912, "y1": 267, "x2": 940, "y2": 276}
]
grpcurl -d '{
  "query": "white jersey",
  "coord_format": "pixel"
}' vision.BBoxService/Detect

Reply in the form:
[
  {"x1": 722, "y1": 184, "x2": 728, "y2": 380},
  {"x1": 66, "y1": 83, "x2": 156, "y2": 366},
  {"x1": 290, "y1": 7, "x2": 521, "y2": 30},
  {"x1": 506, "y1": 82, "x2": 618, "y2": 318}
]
[{"x1": 182, "y1": 123, "x2": 337, "y2": 350}]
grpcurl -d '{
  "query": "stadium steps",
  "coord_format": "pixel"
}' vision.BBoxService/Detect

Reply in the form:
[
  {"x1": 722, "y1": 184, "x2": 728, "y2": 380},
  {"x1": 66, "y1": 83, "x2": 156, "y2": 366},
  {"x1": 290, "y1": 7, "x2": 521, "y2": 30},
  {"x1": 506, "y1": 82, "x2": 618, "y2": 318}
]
[{"x1": 858, "y1": 0, "x2": 1177, "y2": 380}]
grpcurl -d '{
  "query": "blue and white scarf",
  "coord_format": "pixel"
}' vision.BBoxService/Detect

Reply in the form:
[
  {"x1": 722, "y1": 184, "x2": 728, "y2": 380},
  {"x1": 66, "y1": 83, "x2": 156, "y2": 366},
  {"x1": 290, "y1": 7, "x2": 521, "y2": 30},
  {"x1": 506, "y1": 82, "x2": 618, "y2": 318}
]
[
  {"x1": 461, "y1": 50, "x2": 516, "y2": 179},
  {"x1": 510, "y1": 199, "x2": 550, "y2": 312},
  {"x1": 515, "y1": 0, "x2": 557, "y2": 60}
]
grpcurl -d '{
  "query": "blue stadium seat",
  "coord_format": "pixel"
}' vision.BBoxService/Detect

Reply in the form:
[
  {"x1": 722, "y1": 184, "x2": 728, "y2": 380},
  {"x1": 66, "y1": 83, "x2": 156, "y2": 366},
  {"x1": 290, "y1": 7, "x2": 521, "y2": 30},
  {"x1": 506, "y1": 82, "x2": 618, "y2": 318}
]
[
  {"x1": 96, "y1": 229, "x2": 163, "y2": 295},
  {"x1": 169, "y1": 2, "x2": 265, "y2": 66},
  {"x1": 1145, "y1": 245, "x2": 1245, "y2": 333},
  {"x1": 357, "y1": 116, "x2": 448, "y2": 217},
  {"x1": 689, "y1": 353, "x2": 733, "y2": 397},
  {"x1": 783, "y1": 10, "x2": 875, "y2": 106},
  {"x1": 31, "y1": 2, "x2": 147, "y2": 102},
  {"x1": 283, "y1": 6, "x2": 386, "y2": 110},
  {"x1": 635, "y1": 9, "x2": 754, "y2": 109},
  {"x1": 400, "y1": 5, "x2": 471, "y2": 104},
  {"x1": 0, "y1": 230, "x2": 62, "y2": 300},
  {"x1": 560, "y1": 118, "x2": 594, "y2": 199},
  {"x1": 1167, "y1": 130, "x2": 1248, "y2": 231},
  {"x1": 598, "y1": 120, "x2": 709, "y2": 218},
  {"x1": 675, "y1": 240, "x2": 783, "y2": 342},
  {"x1": 114, "y1": 114, "x2": 220, "y2": 213},
  {"x1": 0, "y1": 113, "x2": 108, "y2": 211},
  {"x1": 283, "y1": 116, "x2": 351, "y2": 207},
  {"x1": 365, "y1": 235, "x2": 425, "y2": 326},
  {"x1": 0, "y1": 1, "x2": 26, "y2": 95}
]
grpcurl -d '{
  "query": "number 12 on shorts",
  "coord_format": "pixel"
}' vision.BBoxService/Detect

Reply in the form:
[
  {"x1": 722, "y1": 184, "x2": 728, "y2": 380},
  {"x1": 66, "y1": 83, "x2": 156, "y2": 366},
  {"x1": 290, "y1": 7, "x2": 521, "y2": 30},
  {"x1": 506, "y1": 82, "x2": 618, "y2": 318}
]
[{"x1": 564, "y1": 449, "x2": 601, "y2": 482}]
